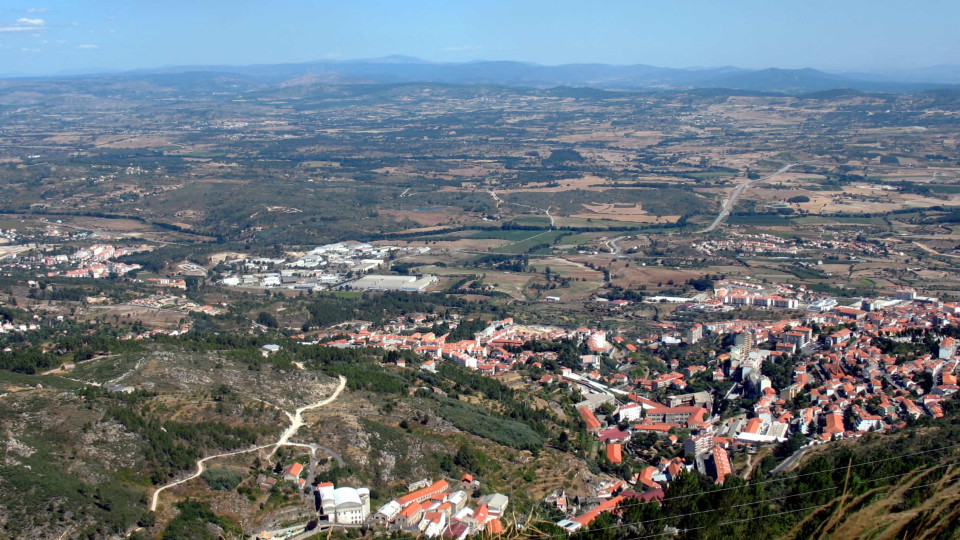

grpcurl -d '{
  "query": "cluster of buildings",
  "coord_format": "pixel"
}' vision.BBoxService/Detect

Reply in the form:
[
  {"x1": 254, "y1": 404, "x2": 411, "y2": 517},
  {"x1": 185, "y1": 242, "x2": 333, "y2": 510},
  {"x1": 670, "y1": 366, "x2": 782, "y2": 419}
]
[
  {"x1": 126, "y1": 293, "x2": 220, "y2": 315},
  {"x1": 297, "y1": 286, "x2": 960, "y2": 533},
  {"x1": 220, "y1": 241, "x2": 432, "y2": 292},
  {"x1": 312, "y1": 316, "x2": 613, "y2": 377},
  {"x1": 373, "y1": 478, "x2": 509, "y2": 538},
  {"x1": 24, "y1": 243, "x2": 144, "y2": 279},
  {"x1": 693, "y1": 232, "x2": 887, "y2": 258},
  {"x1": 0, "y1": 321, "x2": 40, "y2": 335}
]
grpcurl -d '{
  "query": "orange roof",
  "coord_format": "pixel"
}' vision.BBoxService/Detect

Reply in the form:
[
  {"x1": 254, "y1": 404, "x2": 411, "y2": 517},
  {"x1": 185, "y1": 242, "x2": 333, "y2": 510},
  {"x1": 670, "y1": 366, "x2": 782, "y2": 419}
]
[
  {"x1": 572, "y1": 496, "x2": 624, "y2": 526},
  {"x1": 638, "y1": 466, "x2": 661, "y2": 490},
  {"x1": 606, "y1": 443, "x2": 623, "y2": 464},
  {"x1": 713, "y1": 446, "x2": 732, "y2": 484},
  {"x1": 633, "y1": 423, "x2": 678, "y2": 433},
  {"x1": 578, "y1": 407, "x2": 602, "y2": 431},
  {"x1": 825, "y1": 412, "x2": 844, "y2": 434},
  {"x1": 474, "y1": 504, "x2": 489, "y2": 524},
  {"x1": 399, "y1": 502, "x2": 423, "y2": 518},
  {"x1": 284, "y1": 462, "x2": 304, "y2": 477},
  {"x1": 486, "y1": 519, "x2": 504, "y2": 534},
  {"x1": 396, "y1": 479, "x2": 449, "y2": 507},
  {"x1": 744, "y1": 418, "x2": 763, "y2": 434}
]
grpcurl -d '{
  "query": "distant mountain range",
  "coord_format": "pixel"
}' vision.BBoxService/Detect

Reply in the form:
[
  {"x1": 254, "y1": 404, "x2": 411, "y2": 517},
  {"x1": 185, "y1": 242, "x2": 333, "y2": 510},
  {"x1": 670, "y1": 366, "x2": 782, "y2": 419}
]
[{"x1": 11, "y1": 57, "x2": 960, "y2": 94}]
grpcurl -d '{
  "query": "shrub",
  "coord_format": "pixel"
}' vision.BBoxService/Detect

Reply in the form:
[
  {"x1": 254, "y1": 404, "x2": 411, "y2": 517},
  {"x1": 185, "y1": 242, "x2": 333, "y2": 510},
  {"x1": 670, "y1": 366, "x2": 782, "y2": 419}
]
[{"x1": 201, "y1": 468, "x2": 243, "y2": 491}]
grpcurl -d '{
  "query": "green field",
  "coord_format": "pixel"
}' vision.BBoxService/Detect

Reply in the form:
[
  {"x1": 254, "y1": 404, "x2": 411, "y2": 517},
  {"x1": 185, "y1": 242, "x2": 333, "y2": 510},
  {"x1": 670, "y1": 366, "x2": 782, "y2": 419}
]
[
  {"x1": 726, "y1": 214, "x2": 793, "y2": 226},
  {"x1": 466, "y1": 229, "x2": 544, "y2": 241},
  {"x1": 493, "y1": 230, "x2": 572, "y2": 254}
]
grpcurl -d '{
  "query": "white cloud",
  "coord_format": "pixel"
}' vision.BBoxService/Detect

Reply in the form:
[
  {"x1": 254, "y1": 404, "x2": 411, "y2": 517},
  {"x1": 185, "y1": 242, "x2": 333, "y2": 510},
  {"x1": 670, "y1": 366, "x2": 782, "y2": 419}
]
[
  {"x1": 26, "y1": 8, "x2": 51, "y2": 13},
  {"x1": 75, "y1": 44, "x2": 98, "y2": 49},
  {"x1": 0, "y1": 17, "x2": 46, "y2": 32}
]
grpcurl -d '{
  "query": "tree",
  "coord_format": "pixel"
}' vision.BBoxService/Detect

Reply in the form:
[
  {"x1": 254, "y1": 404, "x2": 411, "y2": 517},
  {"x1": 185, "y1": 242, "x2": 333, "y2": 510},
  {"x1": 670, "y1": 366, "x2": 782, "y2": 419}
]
[{"x1": 256, "y1": 311, "x2": 278, "y2": 328}]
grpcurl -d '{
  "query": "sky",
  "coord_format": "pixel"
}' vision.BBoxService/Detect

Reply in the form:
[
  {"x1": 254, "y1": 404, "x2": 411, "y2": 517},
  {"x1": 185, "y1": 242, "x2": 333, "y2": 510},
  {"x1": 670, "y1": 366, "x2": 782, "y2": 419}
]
[{"x1": 1, "y1": 0, "x2": 958, "y2": 76}]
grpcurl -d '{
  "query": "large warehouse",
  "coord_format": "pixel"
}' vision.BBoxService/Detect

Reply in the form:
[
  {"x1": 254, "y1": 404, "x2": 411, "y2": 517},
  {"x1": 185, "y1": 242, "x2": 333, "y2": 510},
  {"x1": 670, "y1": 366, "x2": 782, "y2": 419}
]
[{"x1": 346, "y1": 274, "x2": 438, "y2": 292}]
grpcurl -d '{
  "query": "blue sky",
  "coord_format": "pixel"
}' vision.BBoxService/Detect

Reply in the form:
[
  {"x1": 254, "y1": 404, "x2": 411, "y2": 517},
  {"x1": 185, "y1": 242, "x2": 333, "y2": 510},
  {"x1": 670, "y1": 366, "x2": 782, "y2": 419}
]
[{"x1": 1, "y1": 0, "x2": 957, "y2": 76}]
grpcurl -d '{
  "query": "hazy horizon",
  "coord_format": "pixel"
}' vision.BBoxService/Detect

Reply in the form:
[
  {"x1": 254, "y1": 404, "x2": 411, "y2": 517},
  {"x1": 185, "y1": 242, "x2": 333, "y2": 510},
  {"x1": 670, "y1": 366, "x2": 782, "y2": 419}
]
[{"x1": 1, "y1": 0, "x2": 958, "y2": 77}]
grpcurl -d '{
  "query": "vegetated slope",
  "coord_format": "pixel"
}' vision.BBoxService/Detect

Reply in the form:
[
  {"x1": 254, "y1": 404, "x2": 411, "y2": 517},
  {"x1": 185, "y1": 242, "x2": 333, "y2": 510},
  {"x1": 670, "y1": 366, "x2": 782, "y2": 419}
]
[
  {"x1": 786, "y1": 464, "x2": 960, "y2": 539},
  {"x1": 524, "y1": 403, "x2": 960, "y2": 540}
]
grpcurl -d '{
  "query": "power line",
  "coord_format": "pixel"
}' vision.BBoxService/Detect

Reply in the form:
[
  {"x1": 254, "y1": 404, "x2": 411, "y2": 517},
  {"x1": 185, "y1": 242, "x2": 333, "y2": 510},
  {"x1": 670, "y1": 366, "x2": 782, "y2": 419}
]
[
  {"x1": 527, "y1": 442, "x2": 960, "y2": 539},
  {"x1": 624, "y1": 475, "x2": 954, "y2": 540},
  {"x1": 647, "y1": 441, "x2": 960, "y2": 505},
  {"x1": 535, "y1": 459, "x2": 959, "y2": 540}
]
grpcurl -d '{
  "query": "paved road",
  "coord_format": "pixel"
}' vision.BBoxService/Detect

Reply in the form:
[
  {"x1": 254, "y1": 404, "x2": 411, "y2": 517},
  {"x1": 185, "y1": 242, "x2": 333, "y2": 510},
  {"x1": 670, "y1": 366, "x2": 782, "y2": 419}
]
[
  {"x1": 608, "y1": 236, "x2": 626, "y2": 257},
  {"x1": 699, "y1": 162, "x2": 805, "y2": 233},
  {"x1": 770, "y1": 445, "x2": 811, "y2": 476},
  {"x1": 150, "y1": 375, "x2": 347, "y2": 512}
]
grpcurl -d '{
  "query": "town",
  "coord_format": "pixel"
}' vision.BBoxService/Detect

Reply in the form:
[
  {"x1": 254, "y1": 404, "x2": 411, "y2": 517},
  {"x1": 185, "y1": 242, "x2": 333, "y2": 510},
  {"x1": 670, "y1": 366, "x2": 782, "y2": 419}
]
[{"x1": 240, "y1": 285, "x2": 960, "y2": 536}]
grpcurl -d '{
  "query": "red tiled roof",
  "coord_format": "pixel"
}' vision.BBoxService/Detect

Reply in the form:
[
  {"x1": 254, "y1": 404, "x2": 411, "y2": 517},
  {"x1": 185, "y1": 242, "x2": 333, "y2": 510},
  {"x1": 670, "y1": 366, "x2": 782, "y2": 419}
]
[{"x1": 606, "y1": 443, "x2": 623, "y2": 464}]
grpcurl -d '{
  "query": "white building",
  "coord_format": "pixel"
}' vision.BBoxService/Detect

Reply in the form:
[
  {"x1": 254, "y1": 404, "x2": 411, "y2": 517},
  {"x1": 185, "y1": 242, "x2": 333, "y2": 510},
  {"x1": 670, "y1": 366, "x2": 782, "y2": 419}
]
[
  {"x1": 315, "y1": 483, "x2": 371, "y2": 524},
  {"x1": 617, "y1": 403, "x2": 643, "y2": 422}
]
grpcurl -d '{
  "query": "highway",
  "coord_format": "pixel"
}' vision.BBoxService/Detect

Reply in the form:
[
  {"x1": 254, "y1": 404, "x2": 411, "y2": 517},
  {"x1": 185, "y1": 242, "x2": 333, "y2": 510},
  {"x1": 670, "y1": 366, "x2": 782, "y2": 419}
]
[{"x1": 699, "y1": 162, "x2": 804, "y2": 233}]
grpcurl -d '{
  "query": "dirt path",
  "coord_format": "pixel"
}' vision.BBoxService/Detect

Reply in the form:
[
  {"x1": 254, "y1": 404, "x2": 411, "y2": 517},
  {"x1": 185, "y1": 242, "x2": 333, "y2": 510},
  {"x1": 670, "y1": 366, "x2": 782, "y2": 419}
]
[
  {"x1": 914, "y1": 241, "x2": 960, "y2": 259},
  {"x1": 149, "y1": 375, "x2": 347, "y2": 512},
  {"x1": 489, "y1": 189, "x2": 555, "y2": 226}
]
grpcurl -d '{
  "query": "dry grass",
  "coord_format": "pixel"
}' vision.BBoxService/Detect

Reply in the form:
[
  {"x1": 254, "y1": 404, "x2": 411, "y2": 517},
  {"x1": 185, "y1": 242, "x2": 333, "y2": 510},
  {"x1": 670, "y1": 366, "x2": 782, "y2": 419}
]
[{"x1": 784, "y1": 462, "x2": 960, "y2": 540}]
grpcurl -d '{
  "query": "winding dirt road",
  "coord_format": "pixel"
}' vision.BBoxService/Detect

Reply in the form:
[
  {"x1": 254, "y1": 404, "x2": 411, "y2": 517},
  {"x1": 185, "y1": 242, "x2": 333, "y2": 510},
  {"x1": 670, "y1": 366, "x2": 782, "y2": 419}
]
[{"x1": 149, "y1": 375, "x2": 346, "y2": 512}]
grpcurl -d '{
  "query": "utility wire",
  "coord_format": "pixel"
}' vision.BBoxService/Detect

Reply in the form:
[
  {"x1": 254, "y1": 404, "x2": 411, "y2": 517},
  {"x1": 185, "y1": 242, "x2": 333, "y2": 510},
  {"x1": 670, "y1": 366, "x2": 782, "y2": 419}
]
[{"x1": 527, "y1": 442, "x2": 960, "y2": 539}]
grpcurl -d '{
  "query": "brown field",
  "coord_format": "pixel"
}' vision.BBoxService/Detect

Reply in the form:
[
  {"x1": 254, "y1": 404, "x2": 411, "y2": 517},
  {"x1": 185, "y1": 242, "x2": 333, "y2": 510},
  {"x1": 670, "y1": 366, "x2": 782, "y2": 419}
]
[
  {"x1": 604, "y1": 262, "x2": 706, "y2": 289},
  {"x1": 208, "y1": 251, "x2": 247, "y2": 264},
  {"x1": 87, "y1": 304, "x2": 185, "y2": 328},
  {"x1": 378, "y1": 208, "x2": 467, "y2": 227},
  {"x1": 572, "y1": 203, "x2": 682, "y2": 223}
]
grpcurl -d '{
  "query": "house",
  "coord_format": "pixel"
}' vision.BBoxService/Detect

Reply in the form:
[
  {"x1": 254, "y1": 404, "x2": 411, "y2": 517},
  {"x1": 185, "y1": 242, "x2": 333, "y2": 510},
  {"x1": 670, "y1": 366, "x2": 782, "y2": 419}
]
[
  {"x1": 828, "y1": 328, "x2": 853, "y2": 346},
  {"x1": 577, "y1": 407, "x2": 603, "y2": 433},
  {"x1": 855, "y1": 410, "x2": 882, "y2": 432},
  {"x1": 824, "y1": 411, "x2": 845, "y2": 437},
  {"x1": 282, "y1": 462, "x2": 304, "y2": 481},
  {"x1": 421, "y1": 511, "x2": 447, "y2": 537},
  {"x1": 398, "y1": 502, "x2": 425, "y2": 529},
  {"x1": 479, "y1": 493, "x2": 509, "y2": 517},
  {"x1": 941, "y1": 337, "x2": 958, "y2": 359},
  {"x1": 606, "y1": 443, "x2": 623, "y2": 464}
]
